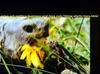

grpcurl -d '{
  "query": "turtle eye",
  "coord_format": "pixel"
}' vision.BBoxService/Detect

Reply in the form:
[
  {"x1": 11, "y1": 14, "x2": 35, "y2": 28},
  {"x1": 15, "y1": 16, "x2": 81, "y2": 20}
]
[{"x1": 23, "y1": 25, "x2": 34, "y2": 33}]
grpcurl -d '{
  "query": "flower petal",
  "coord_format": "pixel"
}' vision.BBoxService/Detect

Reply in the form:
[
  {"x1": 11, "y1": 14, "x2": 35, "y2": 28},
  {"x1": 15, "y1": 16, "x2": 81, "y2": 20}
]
[
  {"x1": 37, "y1": 50, "x2": 45, "y2": 61},
  {"x1": 26, "y1": 54, "x2": 32, "y2": 67},
  {"x1": 21, "y1": 43, "x2": 31, "y2": 51},
  {"x1": 31, "y1": 51, "x2": 44, "y2": 69},
  {"x1": 20, "y1": 49, "x2": 31, "y2": 60}
]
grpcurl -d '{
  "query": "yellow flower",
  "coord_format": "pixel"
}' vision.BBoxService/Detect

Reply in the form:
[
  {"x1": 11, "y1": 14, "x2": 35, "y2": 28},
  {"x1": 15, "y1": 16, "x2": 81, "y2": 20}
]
[{"x1": 20, "y1": 43, "x2": 44, "y2": 69}]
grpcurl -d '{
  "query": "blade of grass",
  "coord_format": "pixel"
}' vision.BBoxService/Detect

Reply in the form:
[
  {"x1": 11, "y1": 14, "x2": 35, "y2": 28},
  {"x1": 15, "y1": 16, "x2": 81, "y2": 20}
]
[
  {"x1": 0, "y1": 63, "x2": 54, "y2": 74},
  {"x1": 0, "y1": 49, "x2": 6, "y2": 55},
  {"x1": 62, "y1": 35, "x2": 90, "y2": 53},
  {"x1": 74, "y1": 37, "x2": 90, "y2": 53},
  {"x1": 0, "y1": 54, "x2": 12, "y2": 74},
  {"x1": 43, "y1": 50, "x2": 55, "y2": 64},
  {"x1": 73, "y1": 17, "x2": 84, "y2": 53}
]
